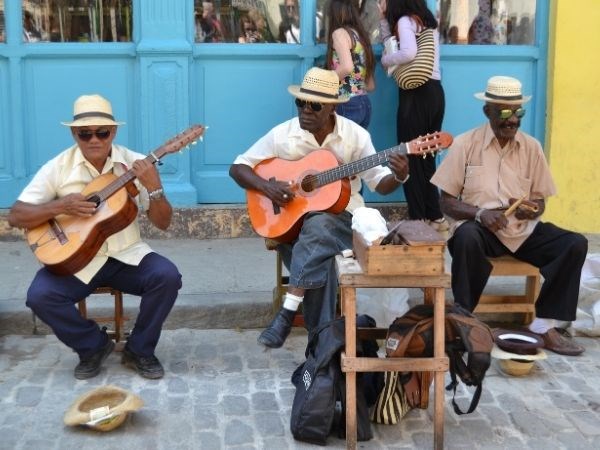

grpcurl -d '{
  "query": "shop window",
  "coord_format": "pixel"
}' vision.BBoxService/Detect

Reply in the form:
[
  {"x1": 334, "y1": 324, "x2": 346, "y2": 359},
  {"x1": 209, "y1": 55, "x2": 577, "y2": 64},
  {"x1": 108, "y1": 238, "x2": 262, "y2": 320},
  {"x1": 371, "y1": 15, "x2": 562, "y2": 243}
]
[
  {"x1": 0, "y1": 1, "x2": 4, "y2": 43},
  {"x1": 438, "y1": 0, "x2": 536, "y2": 45},
  {"x1": 317, "y1": 0, "x2": 381, "y2": 45},
  {"x1": 195, "y1": 0, "x2": 326, "y2": 44},
  {"x1": 22, "y1": 0, "x2": 132, "y2": 43}
]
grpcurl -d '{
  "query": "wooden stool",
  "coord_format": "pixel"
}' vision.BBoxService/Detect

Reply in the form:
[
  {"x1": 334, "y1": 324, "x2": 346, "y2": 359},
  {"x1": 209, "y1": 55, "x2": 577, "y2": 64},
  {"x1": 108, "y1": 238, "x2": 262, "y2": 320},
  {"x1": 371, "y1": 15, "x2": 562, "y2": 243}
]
[
  {"x1": 336, "y1": 255, "x2": 450, "y2": 449},
  {"x1": 474, "y1": 255, "x2": 541, "y2": 323},
  {"x1": 78, "y1": 287, "x2": 128, "y2": 342}
]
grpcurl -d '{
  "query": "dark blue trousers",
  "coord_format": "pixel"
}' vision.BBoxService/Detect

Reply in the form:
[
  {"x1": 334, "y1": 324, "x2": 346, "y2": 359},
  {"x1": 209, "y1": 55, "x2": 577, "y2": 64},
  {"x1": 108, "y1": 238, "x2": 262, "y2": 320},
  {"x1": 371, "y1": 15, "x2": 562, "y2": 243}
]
[{"x1": 26, "y1": 253, "x2": 181, "y2": 358}]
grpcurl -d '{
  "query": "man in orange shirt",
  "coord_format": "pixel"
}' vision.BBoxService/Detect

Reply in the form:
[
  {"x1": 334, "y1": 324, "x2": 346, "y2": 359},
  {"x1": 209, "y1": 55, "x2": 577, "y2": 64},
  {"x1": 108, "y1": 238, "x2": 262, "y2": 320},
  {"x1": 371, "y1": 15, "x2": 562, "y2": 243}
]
[{"x1": 431, "y1": 76, "x2": 587, "y2": 356}]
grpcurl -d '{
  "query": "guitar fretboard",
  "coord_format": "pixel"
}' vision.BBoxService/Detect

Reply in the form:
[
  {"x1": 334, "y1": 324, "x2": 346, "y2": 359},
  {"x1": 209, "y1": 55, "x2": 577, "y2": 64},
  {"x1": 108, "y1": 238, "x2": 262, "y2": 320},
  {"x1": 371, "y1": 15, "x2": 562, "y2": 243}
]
[{"x1": 315, "y1": 144, "x2": 406, "y2": 187}]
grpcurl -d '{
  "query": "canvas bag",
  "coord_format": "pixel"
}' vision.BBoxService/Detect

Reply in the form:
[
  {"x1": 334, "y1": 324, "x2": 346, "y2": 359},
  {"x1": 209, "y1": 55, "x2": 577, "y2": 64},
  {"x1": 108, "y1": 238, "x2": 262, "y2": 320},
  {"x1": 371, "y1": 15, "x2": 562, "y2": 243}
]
[
  {"x1": 290, "y1": 316, "x2": 376, "y2": 445},
  {"x1": 392, "y1": 17, "x2": 435, "y2": 90}
]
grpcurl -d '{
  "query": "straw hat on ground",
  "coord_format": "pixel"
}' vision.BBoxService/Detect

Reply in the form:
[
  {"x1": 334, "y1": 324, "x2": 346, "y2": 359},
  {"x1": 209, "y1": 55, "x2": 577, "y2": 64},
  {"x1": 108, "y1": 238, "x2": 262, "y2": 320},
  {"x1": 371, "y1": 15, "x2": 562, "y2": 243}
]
[
  {"x1": 61, "y1": 94, "x2": 125, "y2": 127},
  {"x1": 491, "y1": 329, "x2": 547, "y2": 376},
  {"x1": 288, "y1": 67, "x2": 349, "y2": 104},
  {"x1": 64, "y1": 385, "x2": 143, "y2": 432},
  {"x1": 474, "y1": 75, "x2": 532, "y2": 105}
]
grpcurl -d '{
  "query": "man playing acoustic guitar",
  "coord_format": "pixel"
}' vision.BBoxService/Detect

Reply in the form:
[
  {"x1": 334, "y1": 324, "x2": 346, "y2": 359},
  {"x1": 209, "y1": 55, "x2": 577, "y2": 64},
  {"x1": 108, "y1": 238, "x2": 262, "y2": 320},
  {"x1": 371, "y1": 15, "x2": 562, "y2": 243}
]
[
  {"x1": 230, "y1": 67, "x2": 410, "y2": 348},
  {"x1": 8, "y1": 94, "x2": 182, "y2": 379}
]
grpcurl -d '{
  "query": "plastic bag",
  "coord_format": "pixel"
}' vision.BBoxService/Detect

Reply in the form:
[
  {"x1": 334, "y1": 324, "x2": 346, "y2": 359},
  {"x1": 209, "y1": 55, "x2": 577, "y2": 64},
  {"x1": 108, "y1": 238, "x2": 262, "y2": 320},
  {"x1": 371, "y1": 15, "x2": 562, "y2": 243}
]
[
  {"x1": 356, "y1": 288, "x2": 410, "y2": 329},
  {"x1": 572, "y1": 253, "x2": 600, "y2": 336}
]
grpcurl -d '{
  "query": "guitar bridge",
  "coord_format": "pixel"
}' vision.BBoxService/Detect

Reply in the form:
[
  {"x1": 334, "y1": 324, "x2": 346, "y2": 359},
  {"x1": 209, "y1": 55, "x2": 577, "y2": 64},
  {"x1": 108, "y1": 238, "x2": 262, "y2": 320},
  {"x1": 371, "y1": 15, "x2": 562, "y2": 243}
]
[{"x1": 49, "y1": 219, "x2": 68, "y2": 245}]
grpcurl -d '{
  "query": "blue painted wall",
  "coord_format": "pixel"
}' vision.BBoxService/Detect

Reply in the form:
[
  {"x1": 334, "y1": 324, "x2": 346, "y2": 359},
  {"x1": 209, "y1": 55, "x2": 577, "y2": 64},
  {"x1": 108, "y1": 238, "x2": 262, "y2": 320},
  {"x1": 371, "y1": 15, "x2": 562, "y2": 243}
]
[{"x1": 0, "y1": 0, "x2": 548, "y2": 208}]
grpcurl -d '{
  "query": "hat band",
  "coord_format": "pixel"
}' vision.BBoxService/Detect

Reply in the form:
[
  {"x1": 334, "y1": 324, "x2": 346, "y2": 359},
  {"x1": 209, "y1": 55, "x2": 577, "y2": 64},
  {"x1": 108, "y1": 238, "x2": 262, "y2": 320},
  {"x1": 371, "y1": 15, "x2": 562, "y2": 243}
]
[
  {"x1": 485, "y1": 92, "x2": 523, "y2": 101},
  {"x1": 72, "y1": 111, "x2": 116, "y2": 121},
  {"x1": 299, "y1": 87, "x2": 338, "y2": 99}
]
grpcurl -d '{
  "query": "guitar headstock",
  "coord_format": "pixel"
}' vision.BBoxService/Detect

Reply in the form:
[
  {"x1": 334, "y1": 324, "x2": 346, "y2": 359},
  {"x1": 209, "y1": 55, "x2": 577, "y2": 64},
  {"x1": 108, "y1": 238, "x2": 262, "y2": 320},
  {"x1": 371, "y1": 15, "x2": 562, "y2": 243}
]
[
  {"x1": 406, "y1": 131, "x2": 453, "y2": 157},
  {"x1": 161, "y1": 124, "x2": 206, "y2": 155}
]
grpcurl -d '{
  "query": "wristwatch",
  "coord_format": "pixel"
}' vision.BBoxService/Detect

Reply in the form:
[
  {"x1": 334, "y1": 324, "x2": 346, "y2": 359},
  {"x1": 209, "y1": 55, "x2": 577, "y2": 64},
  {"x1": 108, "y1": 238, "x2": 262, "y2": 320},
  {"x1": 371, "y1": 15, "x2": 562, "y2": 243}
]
[
  {"x1": 148, "y1": 188, "x2": 165, "y2": 201},
  {"x1": 475, "y1": 208, "x2": 485, "y2": 224}
]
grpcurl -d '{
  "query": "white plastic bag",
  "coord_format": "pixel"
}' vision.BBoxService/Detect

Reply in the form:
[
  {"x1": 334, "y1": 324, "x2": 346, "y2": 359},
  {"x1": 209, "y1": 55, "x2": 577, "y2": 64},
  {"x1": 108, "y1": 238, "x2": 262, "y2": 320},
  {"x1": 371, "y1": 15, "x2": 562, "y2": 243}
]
[
  {"x1": 356, "y1": 287, "x2": 410, "y2": 329},
  {"x1": 572, "y1": 253, "x2": 600, "y2": 336}
]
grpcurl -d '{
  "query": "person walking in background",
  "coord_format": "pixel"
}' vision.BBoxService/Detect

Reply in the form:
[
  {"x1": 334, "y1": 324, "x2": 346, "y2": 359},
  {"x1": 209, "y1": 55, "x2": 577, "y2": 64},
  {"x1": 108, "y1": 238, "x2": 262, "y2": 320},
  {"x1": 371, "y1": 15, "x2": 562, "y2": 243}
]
[
  {"x1": 325, "y1": 0, "x2": 376, "y2": 129},
  {"x1": 378, "y1": 0, "x2": 448, "y2": 233}
]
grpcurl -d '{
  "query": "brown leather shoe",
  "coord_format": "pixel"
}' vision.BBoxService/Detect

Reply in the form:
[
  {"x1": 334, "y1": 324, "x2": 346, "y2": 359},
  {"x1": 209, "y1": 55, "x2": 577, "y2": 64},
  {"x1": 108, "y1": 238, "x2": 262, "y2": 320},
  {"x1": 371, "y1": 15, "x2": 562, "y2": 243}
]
[{"x1": 539, "y1": 328, "x2": 584, "y2": 356}]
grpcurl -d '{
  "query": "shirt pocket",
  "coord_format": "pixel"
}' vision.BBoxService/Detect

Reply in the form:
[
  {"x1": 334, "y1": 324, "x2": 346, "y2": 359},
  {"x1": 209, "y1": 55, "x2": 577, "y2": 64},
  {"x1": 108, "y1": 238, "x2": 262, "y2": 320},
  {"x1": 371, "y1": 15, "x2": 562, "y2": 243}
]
[{"x1": 463, "y1": 165, "x2": 484, "y2": 195}]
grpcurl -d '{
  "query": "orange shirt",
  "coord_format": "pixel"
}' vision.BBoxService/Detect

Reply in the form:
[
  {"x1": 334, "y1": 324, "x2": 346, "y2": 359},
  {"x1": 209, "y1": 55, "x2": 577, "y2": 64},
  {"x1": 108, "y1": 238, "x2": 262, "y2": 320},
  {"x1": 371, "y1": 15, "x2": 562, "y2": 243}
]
[{"x1": 431, "y1": 123, "x2": 556, "y2": 251}]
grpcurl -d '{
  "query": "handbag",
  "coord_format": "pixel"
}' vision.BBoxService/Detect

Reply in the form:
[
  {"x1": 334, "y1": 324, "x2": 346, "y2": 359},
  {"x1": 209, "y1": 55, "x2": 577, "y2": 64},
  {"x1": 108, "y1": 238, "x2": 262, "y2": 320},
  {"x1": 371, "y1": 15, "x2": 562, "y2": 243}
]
[
  {"x1": 392, "y1": 26, "x2": 435, "y2": 90},
  {"x1": 369, "y1": 371, "x2": 411, "y2": 424}
]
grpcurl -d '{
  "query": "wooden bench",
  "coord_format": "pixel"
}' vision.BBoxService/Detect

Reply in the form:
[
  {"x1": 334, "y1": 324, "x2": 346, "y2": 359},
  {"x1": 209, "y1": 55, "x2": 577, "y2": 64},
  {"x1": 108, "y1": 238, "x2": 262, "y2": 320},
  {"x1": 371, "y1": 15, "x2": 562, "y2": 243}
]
[{"x1": 474, "y1": 255, "x2": 541, "y2": 323}]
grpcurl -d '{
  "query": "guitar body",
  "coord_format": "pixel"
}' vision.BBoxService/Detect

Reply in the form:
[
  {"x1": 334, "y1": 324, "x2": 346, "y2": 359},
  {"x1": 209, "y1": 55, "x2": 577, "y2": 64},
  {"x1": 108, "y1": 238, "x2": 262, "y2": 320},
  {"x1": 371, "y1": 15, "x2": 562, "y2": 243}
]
[
  {"x1": 247, "y1": 150, "x2": 351, "y2": 242},
  {"x1": 27, "y1": 173, "x2": 139, "y2": 276}
]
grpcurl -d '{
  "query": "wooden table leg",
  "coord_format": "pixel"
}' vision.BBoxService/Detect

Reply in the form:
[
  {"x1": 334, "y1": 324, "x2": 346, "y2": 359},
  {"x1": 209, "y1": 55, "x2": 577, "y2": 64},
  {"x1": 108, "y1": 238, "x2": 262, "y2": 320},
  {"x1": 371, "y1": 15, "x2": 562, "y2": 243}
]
[
  {"x1": 433, "y1": 287, "x2": 445, "y2": 450},
  {"x1": 342, "y1": 286, "x2": 357, "y2": 450}
]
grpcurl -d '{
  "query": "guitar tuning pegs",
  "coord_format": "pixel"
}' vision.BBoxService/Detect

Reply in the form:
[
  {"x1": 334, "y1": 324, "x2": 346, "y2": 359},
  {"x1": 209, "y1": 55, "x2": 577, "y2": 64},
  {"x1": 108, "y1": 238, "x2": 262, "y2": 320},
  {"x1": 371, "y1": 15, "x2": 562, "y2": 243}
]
[{"x1": 191, "y1": 140, "x2": 197, "y2": 145}]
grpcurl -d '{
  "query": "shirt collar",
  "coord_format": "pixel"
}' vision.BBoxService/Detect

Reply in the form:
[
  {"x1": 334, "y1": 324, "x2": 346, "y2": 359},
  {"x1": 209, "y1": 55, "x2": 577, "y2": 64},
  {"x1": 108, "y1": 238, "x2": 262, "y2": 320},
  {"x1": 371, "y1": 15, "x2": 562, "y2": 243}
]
[
  {"x1": 72, "y1": 144, "x2": 129, "y2": 174},
  {"x1": 289, "y1": 114, "x2": 342, "y2": 145},
  {"x1": 482, "y1": 122, "x2": 525, "y2": 150}
]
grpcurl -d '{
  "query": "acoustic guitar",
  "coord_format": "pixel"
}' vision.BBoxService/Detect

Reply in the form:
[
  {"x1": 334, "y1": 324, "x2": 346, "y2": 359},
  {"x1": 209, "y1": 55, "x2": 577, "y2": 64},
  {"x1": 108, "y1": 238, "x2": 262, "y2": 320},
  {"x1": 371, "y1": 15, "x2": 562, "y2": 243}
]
[
  {"x1": 26, "y1": 124, "x2": 205, "y2": 276},
  {"x1": 246, "y1": 131, "x2": 453, "y2": 242}
]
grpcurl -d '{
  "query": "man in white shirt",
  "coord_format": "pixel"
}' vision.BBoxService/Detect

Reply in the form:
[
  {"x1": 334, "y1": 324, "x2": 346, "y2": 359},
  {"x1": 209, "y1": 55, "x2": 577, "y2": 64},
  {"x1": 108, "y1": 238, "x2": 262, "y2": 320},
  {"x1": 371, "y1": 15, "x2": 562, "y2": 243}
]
[
  {"x1": 230, "y1": 67, "x2": 409, "y2": 348},
  {"x1": 8, "y1": 94, "x2": 182, "y2": 379}
]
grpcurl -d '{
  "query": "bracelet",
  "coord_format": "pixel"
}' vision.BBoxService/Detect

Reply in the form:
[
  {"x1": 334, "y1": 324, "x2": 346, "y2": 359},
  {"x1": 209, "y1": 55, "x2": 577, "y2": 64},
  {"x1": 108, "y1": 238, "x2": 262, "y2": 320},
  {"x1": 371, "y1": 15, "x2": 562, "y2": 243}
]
[
  {"x1": 394, "y1": 173, "x2": 410, "y2": 184},
  {"x1": 148, "y1": 188, "x2": 165, "y2": 201}
]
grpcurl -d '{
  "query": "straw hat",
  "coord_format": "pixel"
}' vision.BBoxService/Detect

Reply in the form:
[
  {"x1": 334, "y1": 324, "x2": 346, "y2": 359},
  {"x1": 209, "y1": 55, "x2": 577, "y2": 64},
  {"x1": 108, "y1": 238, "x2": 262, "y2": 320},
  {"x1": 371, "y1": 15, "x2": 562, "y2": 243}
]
[
  {"x1": 64, "y1": 385, "x2": 143, "y2": 432},
  {"x1": 474, "y1": 76, "x2": 532, "y2": 105},
  {"x1": 288, "y1": 67, "x2": 349, "y2": 104},
  {"x1": 61, "y1": 94, "x2": 125, "y2": 127}
]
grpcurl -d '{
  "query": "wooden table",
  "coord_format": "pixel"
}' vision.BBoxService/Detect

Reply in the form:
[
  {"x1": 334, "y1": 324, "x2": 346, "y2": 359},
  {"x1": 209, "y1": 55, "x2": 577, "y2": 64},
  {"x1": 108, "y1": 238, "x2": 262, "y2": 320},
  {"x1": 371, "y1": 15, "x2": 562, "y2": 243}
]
[{"x1": 335, "y1": 255, "x2": 450, "y2": 450}]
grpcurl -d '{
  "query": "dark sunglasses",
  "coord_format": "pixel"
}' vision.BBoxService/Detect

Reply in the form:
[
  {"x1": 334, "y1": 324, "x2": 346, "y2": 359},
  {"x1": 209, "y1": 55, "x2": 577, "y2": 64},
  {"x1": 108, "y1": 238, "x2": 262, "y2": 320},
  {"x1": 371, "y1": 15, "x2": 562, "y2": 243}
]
[
  {"x1": 496, "y1": 107, "x2": 526, "y2": 120},
  {"x1": 295, "y1": 98, "x2": 323, "y2": 112},
  {"x1": 76, "y1": 128, "x2": 112, "y2": 142}
]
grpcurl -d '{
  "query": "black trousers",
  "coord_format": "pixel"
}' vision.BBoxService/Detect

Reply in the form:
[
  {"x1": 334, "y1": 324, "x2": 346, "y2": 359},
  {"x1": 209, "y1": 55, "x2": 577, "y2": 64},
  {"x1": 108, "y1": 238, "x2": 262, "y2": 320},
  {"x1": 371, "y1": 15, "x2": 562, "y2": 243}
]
[
  {"x1": 448, "y1": 221, "x2": 588, "y2": 321},
  {"x1": 397, "y1": 79, "x2": 445, "y2": 221}
]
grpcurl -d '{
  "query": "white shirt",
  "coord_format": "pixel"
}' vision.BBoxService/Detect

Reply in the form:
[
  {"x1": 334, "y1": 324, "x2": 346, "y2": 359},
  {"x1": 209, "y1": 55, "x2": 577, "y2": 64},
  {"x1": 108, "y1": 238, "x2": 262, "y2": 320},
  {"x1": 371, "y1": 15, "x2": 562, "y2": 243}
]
[
  {"x1": 233, "y1": 114, "x2": 392, "y2": 213},
  {"x1": 18, "y1": 144, "x2": 154, "y2": 283}
]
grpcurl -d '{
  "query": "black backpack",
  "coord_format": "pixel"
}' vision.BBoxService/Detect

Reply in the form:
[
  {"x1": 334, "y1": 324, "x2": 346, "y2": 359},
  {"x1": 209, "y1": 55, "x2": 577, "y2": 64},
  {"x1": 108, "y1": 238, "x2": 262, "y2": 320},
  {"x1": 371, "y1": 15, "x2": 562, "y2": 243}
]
[
  {"x1": 290, "y1": 315, "x2": 380, "y2": 445},
  {"x1": 385, "y1": 303, "x2": 494, "y2": 414}
]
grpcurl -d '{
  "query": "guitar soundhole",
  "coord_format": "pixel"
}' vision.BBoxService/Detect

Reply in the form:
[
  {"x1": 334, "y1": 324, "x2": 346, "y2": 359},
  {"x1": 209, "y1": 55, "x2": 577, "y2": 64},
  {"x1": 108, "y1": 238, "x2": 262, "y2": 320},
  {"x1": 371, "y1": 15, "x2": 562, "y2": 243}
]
[
  {"x1": 86, "y1": 194, "x2": 101, "y2": 208},
  {"x1": 301, "y1": 175, "x2": 318, "y2": 193}
]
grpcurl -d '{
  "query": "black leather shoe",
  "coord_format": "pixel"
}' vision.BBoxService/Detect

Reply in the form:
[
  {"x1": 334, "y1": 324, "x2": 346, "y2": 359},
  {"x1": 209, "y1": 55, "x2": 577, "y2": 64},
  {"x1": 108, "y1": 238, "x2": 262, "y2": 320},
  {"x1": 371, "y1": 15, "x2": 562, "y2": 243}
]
[
  {"x1": 74, "y1": 338, "x2": 115, "y2": 380},
  {"x1": 121, "y1": 346, "x2": 165, "y2": 379},
  {"x1": 257, "y1": 308, "x2": 296, "y2": 349}
]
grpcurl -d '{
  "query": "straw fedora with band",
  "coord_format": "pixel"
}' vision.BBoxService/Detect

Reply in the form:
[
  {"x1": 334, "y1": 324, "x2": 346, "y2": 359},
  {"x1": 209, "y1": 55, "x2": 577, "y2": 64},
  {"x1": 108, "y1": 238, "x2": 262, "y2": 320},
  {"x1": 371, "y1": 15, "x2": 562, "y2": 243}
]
[
  {"x1": 61, "y1": 94, "x2": 125, "y2": 127},
  {"x1": 288, "y1": 67, "x2": 349, "y2": 104},
  {"x1": 474, "y1": 75, "x2": 532, "y2": 105},
  {"x1": 64, "y1": 385, "x2": 143, "y2": 432}
]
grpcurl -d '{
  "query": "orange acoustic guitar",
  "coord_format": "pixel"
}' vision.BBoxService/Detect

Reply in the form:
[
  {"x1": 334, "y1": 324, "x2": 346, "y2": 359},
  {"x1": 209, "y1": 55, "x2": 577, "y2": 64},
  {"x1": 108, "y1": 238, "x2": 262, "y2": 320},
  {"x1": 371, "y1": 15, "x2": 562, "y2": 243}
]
[
  {"x1": 247, "y1": 131, "x2": 453, "y2": 242},
  {"x1": 26, "y1": 124, "x2": 205, "y2": 276}
]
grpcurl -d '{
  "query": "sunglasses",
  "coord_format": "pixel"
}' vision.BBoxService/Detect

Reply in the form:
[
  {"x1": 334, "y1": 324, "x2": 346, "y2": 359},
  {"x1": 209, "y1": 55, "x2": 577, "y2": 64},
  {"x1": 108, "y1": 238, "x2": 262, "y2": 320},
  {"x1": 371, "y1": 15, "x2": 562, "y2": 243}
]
[
  {"x1": 295, "y1": 98, "x2": 323, "y2": 112},
  {"x1": 496, "y1": 107, "x2": 526, "y2": 120},
  {"x1": 76, "y1": 128, "x2": 112, "y2": 142}
]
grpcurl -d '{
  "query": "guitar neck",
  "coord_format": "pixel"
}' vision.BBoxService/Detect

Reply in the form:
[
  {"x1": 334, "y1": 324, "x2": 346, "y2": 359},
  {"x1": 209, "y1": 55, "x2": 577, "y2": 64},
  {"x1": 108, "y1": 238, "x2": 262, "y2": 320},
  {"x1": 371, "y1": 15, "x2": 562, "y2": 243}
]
[
  {"x1": 316, "y1": 143, "x2": 407, "y2": 187},
  {"x1": 86, "y1": 150, "x2": 166, "y2": 204}
]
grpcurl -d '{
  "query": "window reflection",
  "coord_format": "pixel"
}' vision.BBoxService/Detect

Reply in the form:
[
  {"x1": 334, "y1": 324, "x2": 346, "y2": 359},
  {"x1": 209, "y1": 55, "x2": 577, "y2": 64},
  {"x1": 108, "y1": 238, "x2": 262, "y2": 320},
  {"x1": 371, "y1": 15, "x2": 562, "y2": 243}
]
[
  {"x1": 195, "y1": 0, "x2": 283, "y2": 43},
  {"x1": 22, "y1": 0, "x2": 132, "y2": 43},
  {"x1": 438, "y1": 0, "x2": 536, "y2": 45},
  {"x1": 0, "y1": 1, "x2": 4, "y2": 43},
  {"x1": 318, "y1": 0, "x2": 380, "y2": 45}
]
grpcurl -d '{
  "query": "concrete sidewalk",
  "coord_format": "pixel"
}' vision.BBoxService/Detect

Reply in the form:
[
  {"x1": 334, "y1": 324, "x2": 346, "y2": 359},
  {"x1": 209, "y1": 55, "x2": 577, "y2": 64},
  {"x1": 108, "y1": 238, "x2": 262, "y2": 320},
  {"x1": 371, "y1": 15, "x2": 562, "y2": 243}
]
[{"x1": 1, "y1": 235, "x2": 599, "y2": 449}]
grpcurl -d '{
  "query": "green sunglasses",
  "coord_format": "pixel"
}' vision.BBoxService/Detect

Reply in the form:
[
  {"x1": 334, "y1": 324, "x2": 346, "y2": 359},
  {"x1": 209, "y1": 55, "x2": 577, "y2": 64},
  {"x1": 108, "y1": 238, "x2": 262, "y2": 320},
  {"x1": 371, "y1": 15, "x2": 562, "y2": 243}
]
[{"x1": 496, "y1": 107, "x2": 526, "y2": 120}]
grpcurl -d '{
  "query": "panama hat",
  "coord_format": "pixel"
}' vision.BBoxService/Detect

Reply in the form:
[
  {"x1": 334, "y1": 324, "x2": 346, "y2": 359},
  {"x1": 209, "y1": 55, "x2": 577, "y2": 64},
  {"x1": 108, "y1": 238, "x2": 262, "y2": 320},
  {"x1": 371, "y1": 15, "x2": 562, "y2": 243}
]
[
  {"x1": 474, "y1": 76, "x2": 532, "y2": 105},
  {"x1": 288, "y1": 67, "x2": 349, "y2": 104},
  {"x1": 64, "y1": 385, "x2": 143, "y2": 432},
  {"x1": 61, "y1": 94, "x2": 125, "y2": 127}
]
